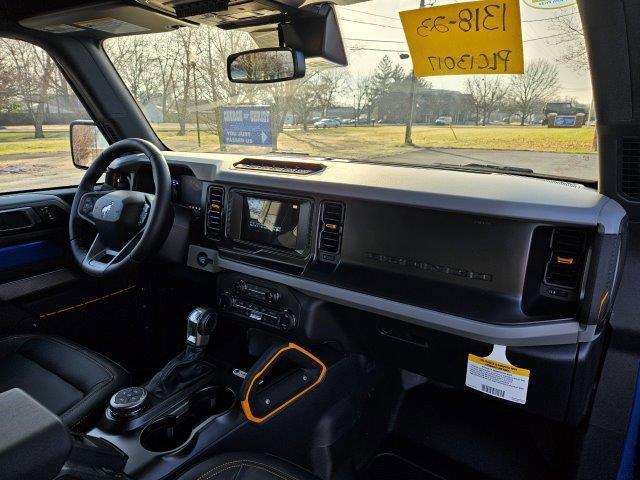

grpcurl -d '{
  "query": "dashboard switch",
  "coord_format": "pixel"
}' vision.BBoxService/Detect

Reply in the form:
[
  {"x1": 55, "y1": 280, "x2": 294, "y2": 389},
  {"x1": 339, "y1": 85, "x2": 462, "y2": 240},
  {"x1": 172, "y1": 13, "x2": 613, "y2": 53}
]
[
  {"x1": 278, "y1": 310, "x2": 297, "y2": 331},
  {"x1": 197, "y1": 252, "x2": 211, "y2": 267}
]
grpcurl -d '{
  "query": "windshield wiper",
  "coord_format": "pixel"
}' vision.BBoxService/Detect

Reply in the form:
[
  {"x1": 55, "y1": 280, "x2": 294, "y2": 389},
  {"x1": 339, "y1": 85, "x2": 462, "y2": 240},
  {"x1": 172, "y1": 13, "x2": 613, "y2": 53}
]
[{"x1": 433, "y1": 162, "x2": 534, "y2": 174}]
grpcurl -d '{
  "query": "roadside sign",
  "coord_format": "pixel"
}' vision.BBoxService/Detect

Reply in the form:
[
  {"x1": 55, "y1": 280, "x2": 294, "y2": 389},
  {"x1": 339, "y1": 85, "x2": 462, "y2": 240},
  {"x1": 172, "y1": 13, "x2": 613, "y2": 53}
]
[
  {"x1": 221, "y1": 106, "x2": 273, "y2": 147},
  {"x1": 399, "y1": 0, "x2": 524, "y2": 77},
  {"x1": 554, "y1": 116, "x2": 577, "y2": 127}
]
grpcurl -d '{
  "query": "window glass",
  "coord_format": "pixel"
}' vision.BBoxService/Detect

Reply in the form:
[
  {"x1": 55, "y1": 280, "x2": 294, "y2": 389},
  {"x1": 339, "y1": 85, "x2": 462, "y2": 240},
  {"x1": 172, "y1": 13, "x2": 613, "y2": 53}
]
[
  {"x1": 104, "y1": 1, "x2": 596, "y2": 181},
  {"x1": 0, "y1": 38, "x2": 91, "y2": 193}
]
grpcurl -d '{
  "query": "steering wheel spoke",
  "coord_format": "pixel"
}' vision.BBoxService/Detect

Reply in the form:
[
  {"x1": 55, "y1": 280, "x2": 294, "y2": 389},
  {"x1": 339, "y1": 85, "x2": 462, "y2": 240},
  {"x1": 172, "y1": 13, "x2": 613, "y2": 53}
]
[
  {"x1": 78, "y1": 190, "x2": 112, "y2": 226},
  {"x1": 82, "y1": 230, "x2": 145, "y2": 276},
  {"x1": 137, "y1": 194, "x2": 155, "y2": 229}
]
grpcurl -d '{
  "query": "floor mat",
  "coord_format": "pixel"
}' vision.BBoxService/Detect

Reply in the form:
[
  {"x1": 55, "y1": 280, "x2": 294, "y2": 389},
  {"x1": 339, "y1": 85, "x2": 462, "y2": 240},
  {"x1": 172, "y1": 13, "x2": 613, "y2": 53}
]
[{"x1": 364, "y1": 453, "x2": 445, "y2": 480}]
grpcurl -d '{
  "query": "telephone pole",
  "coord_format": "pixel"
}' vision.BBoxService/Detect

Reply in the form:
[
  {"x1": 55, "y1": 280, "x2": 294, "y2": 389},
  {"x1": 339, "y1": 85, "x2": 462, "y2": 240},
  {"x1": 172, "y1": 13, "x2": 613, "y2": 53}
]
[{"x1": 404, "y1": 0, "x2": 432, "y2": 146}]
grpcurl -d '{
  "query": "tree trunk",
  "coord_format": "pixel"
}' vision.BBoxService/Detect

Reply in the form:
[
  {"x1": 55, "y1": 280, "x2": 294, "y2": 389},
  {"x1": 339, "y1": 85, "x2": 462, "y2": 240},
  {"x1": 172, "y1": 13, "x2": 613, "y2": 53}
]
[
  {"x1": 34, "y1": 103, "x2": 46, "y2": 139},
  {"x1": 177, "y1": 64, "x2": 191, "y2": 136}
]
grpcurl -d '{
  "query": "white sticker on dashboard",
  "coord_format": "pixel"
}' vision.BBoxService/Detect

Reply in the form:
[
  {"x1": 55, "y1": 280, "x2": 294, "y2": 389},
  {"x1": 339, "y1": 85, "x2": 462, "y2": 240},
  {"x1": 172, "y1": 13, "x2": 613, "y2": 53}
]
[
  {"x1": 465, "y1": 345, "x2": 530, "y2": 404},
  {"x1": 75, "y1": 17, "x2": 149, "y2": 34}
]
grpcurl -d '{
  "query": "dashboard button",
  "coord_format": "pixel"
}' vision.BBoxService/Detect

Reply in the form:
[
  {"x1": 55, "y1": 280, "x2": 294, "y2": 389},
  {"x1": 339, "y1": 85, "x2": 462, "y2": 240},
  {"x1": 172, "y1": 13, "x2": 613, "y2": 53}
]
[
  {"x1": 197, "y1": 252, "x2": 210, "y2": 267},
  {"x1": 278, "y1": 310, "x2": 296, "y2": 331}
]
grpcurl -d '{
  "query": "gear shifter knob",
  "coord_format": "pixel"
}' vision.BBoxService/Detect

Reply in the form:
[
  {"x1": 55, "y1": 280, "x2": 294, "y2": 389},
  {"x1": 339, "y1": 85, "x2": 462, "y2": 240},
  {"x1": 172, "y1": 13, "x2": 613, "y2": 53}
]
[{"x1": 186, "y1": 307, "x2": 217, "y2": 348}]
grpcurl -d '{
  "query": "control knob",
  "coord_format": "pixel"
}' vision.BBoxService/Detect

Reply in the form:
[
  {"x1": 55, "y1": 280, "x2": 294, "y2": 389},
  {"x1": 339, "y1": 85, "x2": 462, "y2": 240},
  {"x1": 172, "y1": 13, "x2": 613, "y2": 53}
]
[
  {"x1": 234, "y1": 280, "x2": 248, "y2": 295},
  {"x1": 278, "y1": 310, "x2": 297, "y2": 331},
  {"x1": 108, "y1": 387, "x2": 148, "y2": 419},
  {"x1": 219, "y1": 293, "x2": 235, "y2": 311}
]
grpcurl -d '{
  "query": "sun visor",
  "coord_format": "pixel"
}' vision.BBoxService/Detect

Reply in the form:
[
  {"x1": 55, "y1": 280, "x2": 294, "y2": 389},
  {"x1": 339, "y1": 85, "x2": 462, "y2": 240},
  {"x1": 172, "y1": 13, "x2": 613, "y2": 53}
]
[
  {"x1": 133, "y1": 0, "x2": 304, "y2": 28},
  {"x1": 19, "y1": 1, "x2": 193, "y2": 37}
]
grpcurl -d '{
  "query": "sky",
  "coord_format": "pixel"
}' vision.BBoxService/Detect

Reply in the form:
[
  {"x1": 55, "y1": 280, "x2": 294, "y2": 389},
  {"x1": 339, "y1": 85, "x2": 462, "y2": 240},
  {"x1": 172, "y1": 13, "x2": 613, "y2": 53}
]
[{"x1": 332, "y1": 0, "x2": 592, "y2": 104}]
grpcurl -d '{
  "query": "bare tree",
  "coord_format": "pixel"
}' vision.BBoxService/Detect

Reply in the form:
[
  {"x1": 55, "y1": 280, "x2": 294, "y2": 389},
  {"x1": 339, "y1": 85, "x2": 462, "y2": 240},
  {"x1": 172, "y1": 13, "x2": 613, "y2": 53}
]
[
  {"x1": 316, "y1": 70, "x2": 349, "y2": 117},
  {"x1": 291, "y1": 74, "x2": 322, "y2": 131},
  {"x1": 549, "y1": 9, "x2": 589, "y2": 72},
  {"x1": 196, "y1": 28, "x2": 258, "y2": 142},
  {"x1": 465, "y1": 76, "x2": 507, "y2": 126},
  {"x1": 508, "y1": 59, "x2": 560, "y2": 125},
  {"x1": 0, "y1": 55, "x2": 15, "y2": 116},
  {"x1": 106, "y1": 36, "x2": 159, "y2": 105},
  {"x1": 0, "y1": 39, "x2": 56, "y2": 138},
  {"x1": 353, "y1": 75, "x2": 372, "y2": 126},
  {"x1": 165, "y1": 28, "x2": 195, "y2": 136}
]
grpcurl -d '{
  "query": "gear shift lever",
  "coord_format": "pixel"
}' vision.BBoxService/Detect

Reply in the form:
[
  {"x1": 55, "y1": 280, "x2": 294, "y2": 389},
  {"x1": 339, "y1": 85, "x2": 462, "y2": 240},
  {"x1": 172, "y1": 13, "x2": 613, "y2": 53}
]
[
  {"x1": 186, "y1": 307, "x2": 217, "y2": 348},
  {"x1": 145, "y1": 307, "x2": 218, "y2": 400}
]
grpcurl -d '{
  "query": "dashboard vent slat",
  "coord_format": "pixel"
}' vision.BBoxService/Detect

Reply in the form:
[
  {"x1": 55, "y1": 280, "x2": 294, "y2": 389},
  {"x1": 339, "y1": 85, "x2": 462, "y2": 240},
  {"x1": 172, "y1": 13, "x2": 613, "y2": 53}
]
[
  {"x1": 206, "y1": 186, "x2": 225, "y2": 241},
  {"x1": 319, "y1": 202, "x2": 345, "y2": 258},
  {"x1": 544, "y1": 228, "x2": 588, "y2": 290},
  {"x1": 621, "y1": 137, "x2": 640, "y2": 200}
]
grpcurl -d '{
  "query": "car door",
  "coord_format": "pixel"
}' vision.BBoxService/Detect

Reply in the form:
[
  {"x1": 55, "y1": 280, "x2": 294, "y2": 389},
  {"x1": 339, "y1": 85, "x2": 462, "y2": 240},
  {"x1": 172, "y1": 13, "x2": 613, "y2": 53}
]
[{"x1": 0, "y1": 38, "x2": 135, "y2": 343}]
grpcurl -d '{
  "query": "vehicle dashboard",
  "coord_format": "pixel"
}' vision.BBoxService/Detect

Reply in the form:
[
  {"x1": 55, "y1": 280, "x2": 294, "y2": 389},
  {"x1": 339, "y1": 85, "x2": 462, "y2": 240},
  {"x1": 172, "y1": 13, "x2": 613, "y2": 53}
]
[{"x1": 107, "y1": 152, "x2": 626, "y2": 348}]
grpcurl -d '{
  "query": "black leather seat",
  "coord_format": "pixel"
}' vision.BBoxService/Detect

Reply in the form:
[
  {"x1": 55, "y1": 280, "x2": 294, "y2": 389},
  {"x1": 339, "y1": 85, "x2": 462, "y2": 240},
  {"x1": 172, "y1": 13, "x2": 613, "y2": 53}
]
[
  {"x1": 177, "y1": 453, "x2": 320, "y2": 480},
  {"x1": 0, "y1": 335, "x2": 128, "y2": 430}
]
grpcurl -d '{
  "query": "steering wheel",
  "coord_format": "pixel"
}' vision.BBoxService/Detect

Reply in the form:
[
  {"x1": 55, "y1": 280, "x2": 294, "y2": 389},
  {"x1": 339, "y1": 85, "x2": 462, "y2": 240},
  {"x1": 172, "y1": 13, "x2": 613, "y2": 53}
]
[{"x1": 69, "y1": 139, "x2": 173, "y2": 277}]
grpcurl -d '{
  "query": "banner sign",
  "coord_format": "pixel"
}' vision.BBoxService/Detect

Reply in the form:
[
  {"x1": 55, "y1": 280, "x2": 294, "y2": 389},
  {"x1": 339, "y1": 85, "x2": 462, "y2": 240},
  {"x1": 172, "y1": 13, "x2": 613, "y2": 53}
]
[
  {"x1": 221, "y1": 106, "x2": 273, "y2": 147},
  {"x1": 522, "y1": 0, "x2": 576, "y2": 10},
  {"x1": 399, "y1": 0, "x2": 524, "y2": 77}
]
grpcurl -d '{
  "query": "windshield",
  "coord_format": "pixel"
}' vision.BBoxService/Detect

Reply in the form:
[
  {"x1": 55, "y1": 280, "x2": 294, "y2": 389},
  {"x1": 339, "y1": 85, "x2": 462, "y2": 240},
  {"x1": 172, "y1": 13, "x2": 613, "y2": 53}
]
[{"x1": 104, "y1": 1, "x2": 595, "y2": 181}]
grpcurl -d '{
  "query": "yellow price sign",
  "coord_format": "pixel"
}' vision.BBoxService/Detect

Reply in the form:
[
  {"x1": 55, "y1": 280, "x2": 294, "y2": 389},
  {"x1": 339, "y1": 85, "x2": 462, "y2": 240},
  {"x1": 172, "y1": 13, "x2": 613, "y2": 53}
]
[{"x1": 399, "y1": 0, "x2": 524, "y2": 77}]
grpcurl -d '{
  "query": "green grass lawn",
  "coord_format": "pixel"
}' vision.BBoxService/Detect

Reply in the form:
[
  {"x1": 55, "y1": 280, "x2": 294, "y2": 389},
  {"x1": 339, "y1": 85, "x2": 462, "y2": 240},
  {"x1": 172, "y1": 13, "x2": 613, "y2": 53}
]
[
  {"x1": 154, "y1": 124, "x2": 597, "y2": 159},
  {"x1": 0, "y1": 124, "x2": 597, "y2": 162},
  {"x1": 0, "y1": 130, "x2": 69, "y2": 158}
]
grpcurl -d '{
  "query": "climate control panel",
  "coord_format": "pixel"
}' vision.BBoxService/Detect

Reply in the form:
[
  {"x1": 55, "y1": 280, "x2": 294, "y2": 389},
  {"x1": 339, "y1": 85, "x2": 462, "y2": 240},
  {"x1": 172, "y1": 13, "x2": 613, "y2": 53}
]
[{"x1": 217, "y1": 273, "x2": 300, "y2": 333}]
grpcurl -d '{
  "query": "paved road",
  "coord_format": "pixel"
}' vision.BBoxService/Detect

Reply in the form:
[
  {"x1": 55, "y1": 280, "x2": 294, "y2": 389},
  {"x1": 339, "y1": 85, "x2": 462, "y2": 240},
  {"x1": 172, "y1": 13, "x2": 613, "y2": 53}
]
[{"x1": 377, "y1": 148, "x2": 598, "y2": 181}]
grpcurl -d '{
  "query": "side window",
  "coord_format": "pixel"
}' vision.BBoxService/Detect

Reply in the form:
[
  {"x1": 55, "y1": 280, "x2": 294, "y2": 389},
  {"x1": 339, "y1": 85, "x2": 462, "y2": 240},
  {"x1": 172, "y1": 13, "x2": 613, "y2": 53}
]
[{"x1": 0, "y1": 38, "x2": 91, "y2": 193}]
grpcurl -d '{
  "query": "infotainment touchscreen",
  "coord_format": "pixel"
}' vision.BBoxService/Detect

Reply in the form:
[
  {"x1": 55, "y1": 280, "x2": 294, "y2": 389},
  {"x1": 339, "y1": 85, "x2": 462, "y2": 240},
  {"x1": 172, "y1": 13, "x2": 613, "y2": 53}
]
[{"x1": 241, "y1": 196, "x2": 301, "y2": 250}]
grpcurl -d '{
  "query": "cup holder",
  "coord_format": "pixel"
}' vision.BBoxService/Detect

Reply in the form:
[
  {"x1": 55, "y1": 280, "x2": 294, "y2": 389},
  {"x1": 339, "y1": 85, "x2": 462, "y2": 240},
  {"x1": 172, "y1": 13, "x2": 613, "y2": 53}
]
[
  {"x1": 139, "y1": 417, "x2": 191, "y2": 453},
  {"x1": 140, "y1": 386, "x2": 235, "y2": 453}
]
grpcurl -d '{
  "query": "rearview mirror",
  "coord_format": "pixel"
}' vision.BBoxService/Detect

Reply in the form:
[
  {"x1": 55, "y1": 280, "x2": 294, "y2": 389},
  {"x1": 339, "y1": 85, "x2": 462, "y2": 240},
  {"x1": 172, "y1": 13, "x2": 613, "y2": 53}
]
[
  {"x1": 227, "y1": 47, "x2": 305, "y2": 84},
  {"x1": 70, "y1": 120, "x2": 108, "y2": 169}
]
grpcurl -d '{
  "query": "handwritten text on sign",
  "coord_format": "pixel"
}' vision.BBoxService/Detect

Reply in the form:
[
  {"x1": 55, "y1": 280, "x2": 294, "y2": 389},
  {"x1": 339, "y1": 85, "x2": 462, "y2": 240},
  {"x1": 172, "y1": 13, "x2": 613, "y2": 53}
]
[{"x1": 399, "y1": 0, "x2": 524, "y2": 77}]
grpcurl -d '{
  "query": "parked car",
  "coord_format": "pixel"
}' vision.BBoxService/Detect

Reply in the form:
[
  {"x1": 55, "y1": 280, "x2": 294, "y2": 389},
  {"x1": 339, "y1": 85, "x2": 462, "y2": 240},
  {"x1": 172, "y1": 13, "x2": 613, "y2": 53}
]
[
  {"x1": 314, "y1": 118, "x2": 341, "y2": 128},
  {"x1": 543, "y1": 102, "x2": 587, "y2": 116},
  {"x1": 435, "y1": 116, "x2": 453, "y2": 126}
]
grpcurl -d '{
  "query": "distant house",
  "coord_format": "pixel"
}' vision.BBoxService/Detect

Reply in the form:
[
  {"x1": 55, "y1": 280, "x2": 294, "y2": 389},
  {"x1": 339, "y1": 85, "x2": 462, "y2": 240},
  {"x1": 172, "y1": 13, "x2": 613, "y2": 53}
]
[
  {"x1": 142, "y1": 101, "x2": 164, "y2": 123},
  {"x1": 378, "y1": 86, "x2": 475, "y2": 125}
]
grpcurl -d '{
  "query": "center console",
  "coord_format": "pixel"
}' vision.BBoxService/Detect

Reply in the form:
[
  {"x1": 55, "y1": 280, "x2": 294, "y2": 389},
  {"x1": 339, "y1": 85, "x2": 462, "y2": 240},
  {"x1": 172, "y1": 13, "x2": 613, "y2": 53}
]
[
  {"x1": 217, "y1": 272, "x2": 300, "y2": 333},
  {"x1": 81, "y1": 295, "x2": 361, "y2": 480}
]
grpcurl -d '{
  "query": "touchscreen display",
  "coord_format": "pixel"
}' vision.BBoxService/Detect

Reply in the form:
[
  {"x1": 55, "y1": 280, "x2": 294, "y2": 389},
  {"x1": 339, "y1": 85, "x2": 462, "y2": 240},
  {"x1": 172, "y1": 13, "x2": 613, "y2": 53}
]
[{"x1": 241, "y1": 196, "x2": 301, "y2": 250}]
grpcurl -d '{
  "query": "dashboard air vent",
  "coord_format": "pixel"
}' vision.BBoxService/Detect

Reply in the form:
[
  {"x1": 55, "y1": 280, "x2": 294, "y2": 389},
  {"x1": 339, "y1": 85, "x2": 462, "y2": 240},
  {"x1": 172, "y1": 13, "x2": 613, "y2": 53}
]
[
  {"x1": 206, "y1": 186, "x2": 224, "y2": 240},
  {"x1": 621, "y1": 137, "x2": 640, "y2": 200},
  {"x1": 234, "y1": 158, "x2": 324, "y2": 175},
  {"x1": 319, "y1": 202, "x2": 345, "y2": 257},
  {"x1": 544, "y1": 228, "x2": 588, "y2": 290}
]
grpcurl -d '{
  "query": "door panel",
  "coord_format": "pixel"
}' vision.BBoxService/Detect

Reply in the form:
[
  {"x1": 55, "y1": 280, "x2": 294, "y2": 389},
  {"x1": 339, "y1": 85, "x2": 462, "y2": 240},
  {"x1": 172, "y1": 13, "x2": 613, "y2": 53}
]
[{"x1": 0, "y1": 194, "x2": 71, "y2": 289}]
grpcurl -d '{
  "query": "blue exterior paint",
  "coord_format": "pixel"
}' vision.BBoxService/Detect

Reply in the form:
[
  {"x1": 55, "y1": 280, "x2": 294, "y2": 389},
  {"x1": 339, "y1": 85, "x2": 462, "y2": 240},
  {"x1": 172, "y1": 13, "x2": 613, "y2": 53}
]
[{"x1": 617, "y1": 365, "x2": 640, "y2": 480}]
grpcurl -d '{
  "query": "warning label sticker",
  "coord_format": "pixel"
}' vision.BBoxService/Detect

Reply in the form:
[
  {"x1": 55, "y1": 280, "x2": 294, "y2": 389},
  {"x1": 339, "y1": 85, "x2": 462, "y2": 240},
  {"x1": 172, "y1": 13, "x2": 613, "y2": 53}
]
[
  {"x1": 75, "y1": 18, "x2": 149, "y2": 35},
  {"x1": 465, "y1": 345, "x2": 530, "y2": 404},
  {"x1": 38, "y1": 24, "x2": 84, "y2": 34}
]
